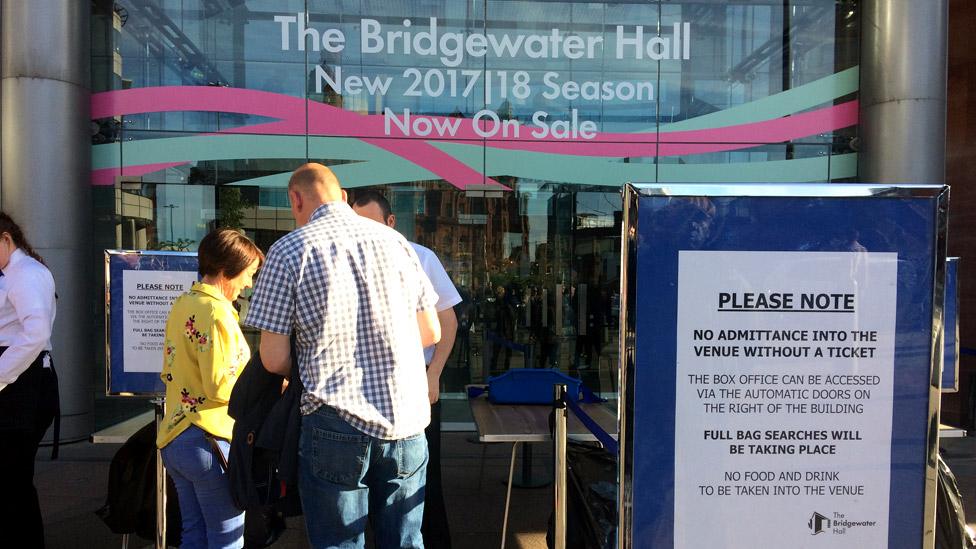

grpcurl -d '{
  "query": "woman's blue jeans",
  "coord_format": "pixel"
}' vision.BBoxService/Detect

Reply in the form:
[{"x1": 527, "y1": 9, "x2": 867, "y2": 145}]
[
  {"x1": 161, "y1": 425, "x2": 245, "y2": 549},
  {"x1": 300, "y1": 405, "x2": 428, "y2": 548}
]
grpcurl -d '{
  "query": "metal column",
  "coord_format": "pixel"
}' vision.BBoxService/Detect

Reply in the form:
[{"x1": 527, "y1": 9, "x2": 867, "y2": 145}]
[
  {"x1": 861, "y1": 7, "x2": 948, "y2": 545},
  {"x1": 552, "y1": 384, "x2": 568, "y2": 549},
  {"x1": 860, "y1": 0, "x2": 948, "y2": 183},
  {"x1": 153, "y1": 399, "x2": 167, "y2": 549},
  {"x1": 1, "y1": 0, "x2": 93, "y2": 440}
]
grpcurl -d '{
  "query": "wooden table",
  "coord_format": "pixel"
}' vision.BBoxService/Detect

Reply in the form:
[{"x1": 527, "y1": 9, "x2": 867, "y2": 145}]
[
  {"x1": 90, "y1": 410, "x2": 155, "y2": 444},
  {"x1": 467, "y1": 388, "x2": 617, "y2": 549},
  {"x1": 940, "y1": 424, "x2": 968, "y2": 438},
  {"x1": 469, "y1": 391, "x2": 618, "y2": 443}
]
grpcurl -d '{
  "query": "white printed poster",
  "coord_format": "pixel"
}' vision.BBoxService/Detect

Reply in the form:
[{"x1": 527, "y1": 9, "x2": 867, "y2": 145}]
[
  {"x1": 121, "y1": 270, "x2": 197, "y2": 373},
  {"x1": 673, "y1": 250, "x2": 897, "y2": 547}
]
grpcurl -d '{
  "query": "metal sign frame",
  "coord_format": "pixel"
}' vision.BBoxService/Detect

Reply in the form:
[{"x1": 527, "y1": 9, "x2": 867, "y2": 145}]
[
  {"x1": 617, "y1": 183, "x2": 948, "y2": 549},
  {"x1": 104, "y1": 249, "x2": 198, "y2": 397},
  {"x1": 942, "y1": 257, "x2": 960, "y2": 392}
]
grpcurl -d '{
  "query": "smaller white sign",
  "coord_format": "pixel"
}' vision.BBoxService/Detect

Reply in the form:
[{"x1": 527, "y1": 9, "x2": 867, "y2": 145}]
[{"x1": 122, "y1": 270, "x2": 197, "y2": 373}]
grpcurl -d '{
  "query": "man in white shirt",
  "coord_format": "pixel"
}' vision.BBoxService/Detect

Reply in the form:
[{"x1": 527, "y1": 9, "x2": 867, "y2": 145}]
[{"x1": 352, "y1": 190, "x2": 461, "y2": 548}]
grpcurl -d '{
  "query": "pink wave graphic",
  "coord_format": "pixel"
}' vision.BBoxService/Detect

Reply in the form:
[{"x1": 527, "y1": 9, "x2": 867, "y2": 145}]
[
  {"x1": 93, "y1": 87, "x2": 497, "y2": 190},
  {"x1": 92, "y1": 87, "x2": 858, "y2": 188},
  {"x1": 91, "y1": 162, "x2": 188, "y2": 186}
]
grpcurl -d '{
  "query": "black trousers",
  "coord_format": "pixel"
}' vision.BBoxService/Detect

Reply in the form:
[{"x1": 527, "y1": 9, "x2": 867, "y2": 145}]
[
  {"x1": 421, "y1": 400, "x2": 452, "y2": 548},
  {"x1": 0, "y1": 355, "x2": 59, "y2": 549}
]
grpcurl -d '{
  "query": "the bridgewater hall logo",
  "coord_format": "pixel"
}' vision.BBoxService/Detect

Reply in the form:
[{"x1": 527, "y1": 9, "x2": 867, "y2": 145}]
[
  {"x1": 808, "y1": 512, "x2": 831, "y2": 535},
  {"x1": 808, "y1": 511, "x2": 878, "y2": 535}
]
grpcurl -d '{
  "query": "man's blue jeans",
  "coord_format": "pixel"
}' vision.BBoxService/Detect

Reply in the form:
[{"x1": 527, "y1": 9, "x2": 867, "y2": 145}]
[
  {"x1": 300, "y1": 405, "x2": 428, "y2": 548},
  {"x1": 160, "y1": 425, "x2": 244, "y2": 549}
]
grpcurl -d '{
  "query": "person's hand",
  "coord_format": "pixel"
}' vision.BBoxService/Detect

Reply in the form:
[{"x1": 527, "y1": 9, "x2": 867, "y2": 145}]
[{"x1": 427, "y1": 369, "x2": 440, "y2": 404}]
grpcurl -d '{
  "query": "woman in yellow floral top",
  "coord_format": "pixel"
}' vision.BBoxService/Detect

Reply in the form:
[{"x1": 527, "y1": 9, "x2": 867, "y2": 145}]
[{"x1": 157, "y1": 228, "x2": 263, "y2": 549}]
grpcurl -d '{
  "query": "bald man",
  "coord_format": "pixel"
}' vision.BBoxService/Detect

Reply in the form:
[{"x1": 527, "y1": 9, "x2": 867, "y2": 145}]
[{"x1": 245, "y1": 163, "x2": 441, "y2": 548}]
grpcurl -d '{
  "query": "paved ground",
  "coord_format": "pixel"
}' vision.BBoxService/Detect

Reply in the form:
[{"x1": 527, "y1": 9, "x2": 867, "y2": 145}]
[
  {"x1": 39, "y1": 432, "x2": 976, "y2": 548},
  {"x1": 40, "y1": 432, "x2": 553, "y2": 548}
]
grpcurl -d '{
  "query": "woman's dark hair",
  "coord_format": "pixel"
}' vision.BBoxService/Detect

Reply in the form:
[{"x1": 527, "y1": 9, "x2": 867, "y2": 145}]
[
  {"x1": 0, "y1": 212, "x2": 45, "y2": 265},
  {"x1": 197, "y1": 228, "x2": 264, "y2": 278}
]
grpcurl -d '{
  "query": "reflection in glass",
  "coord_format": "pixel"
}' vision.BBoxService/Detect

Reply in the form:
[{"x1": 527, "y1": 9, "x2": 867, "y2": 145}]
[{"x1": 91, "y1": 0, "x2": 861, "y2": 405}]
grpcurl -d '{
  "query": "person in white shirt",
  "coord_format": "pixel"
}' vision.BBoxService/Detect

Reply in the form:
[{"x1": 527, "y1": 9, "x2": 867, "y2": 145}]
[
  {"x1": 0, "y1": 212, "x2": 58, "y2": 548},
  {"x1": 352, "y1": 190, "x2": 461, "y2": 548}
]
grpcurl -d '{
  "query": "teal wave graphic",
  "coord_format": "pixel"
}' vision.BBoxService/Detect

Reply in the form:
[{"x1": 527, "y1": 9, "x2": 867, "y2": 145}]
[{"x1": 93, "y1": 67, "x2": 859, "y2": 186}]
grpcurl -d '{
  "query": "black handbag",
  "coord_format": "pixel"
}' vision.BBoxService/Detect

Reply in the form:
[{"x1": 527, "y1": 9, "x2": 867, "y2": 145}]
[{"x1": 95, "y1": 421, "x2": 182, "y2": 547}]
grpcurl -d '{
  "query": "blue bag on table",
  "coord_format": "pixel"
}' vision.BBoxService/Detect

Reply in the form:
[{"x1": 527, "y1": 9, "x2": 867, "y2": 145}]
[{"x1": 486, "y1": 368, "x2": 584, "y2": 404}]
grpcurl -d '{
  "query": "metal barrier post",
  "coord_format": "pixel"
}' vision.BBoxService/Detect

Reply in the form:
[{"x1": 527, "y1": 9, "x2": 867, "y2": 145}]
[
  {"x1": 153, "y1": 398, "x2": 167, "y2": 549},
  {"x1": 553, "y1": 384, "x2": 568, "y2": 549}
]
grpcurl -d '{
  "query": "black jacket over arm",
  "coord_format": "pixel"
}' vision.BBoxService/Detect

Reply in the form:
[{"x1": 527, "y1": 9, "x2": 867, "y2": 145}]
[{"x1": 227, "y1": 352, "x2": 303, "y2": 513}]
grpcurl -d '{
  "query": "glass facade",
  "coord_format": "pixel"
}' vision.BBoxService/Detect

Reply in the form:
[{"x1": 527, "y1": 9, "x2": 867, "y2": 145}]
[{"x1": 91, "y1": 0, "x2": 858, "y2": 422}]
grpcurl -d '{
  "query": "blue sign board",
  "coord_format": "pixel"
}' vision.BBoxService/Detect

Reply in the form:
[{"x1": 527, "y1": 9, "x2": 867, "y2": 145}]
[
  {"x1": 619, "y1": 184, "x2": 947, "y2": 549},
  {"x1": 943, "y1": 258, "x2": 959, "y2": 392},
  {"x1": 105, "y1": 250, "x2": 198, "y2": 396}
]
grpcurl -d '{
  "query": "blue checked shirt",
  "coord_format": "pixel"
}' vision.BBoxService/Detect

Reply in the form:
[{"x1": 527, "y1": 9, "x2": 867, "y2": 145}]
[{"x1": 244, "y1": 202, "x2": 437, "y2": 439}]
